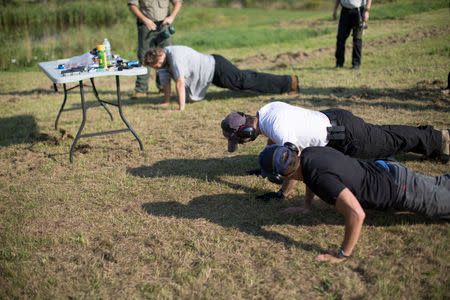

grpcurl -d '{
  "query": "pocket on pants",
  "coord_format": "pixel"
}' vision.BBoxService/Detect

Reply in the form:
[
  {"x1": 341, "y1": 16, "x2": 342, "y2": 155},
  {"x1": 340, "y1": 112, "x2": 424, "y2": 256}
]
[{"x1": 158, "y1": 0, "x2": 169, "y2": 9}]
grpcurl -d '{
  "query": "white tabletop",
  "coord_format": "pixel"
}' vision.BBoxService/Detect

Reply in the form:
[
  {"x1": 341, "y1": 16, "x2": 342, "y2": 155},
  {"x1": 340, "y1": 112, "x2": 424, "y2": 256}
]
[{"x1": 38, "y1": 58, "x2": 148, "y2": 84}]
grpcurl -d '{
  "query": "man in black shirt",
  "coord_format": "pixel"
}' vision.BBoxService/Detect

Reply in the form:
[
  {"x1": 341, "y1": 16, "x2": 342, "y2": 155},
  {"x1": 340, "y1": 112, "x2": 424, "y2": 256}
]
[{"x1": 258, "y1": 144, "x2": 450, "y2": 263}]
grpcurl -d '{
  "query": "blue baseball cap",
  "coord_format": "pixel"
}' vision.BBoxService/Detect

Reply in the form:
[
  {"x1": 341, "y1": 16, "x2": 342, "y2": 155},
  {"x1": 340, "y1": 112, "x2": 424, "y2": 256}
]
[{"x1": 258, "y1": 145, "x2": 296, "y2": 178}]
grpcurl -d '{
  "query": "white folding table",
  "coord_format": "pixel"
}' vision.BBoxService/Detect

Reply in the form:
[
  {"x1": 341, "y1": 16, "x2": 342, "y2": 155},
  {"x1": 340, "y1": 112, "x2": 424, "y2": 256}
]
[{"x1": 38, "y1": 59, "x2": 147, "y2": 162}]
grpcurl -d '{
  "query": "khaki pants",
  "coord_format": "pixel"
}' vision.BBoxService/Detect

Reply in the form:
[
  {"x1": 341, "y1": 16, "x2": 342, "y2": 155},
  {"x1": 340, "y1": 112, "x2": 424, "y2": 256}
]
[{"x1": 135, "y1": 21, "x2": 172, "y2": 93}]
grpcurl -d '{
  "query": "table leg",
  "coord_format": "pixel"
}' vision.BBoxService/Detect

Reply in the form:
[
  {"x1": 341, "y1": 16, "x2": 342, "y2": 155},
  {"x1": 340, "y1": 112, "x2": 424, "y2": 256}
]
[
  {"x1": 116, "y1": 75, "x2": 144, "y2": 151},
  {"x1": 69, "y1": 80, "x2": 87, "y2": 163},
  {"x1": 54, "y1": 83, "x2": 68, "y2": 130},
  {"x1": 90, "y1": 78, "x2": 113, "y2": 121}
]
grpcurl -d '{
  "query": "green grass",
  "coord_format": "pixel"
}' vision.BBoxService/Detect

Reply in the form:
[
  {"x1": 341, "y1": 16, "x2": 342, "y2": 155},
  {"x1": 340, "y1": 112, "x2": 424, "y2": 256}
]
[
  {"x1": 0, "y1": 3, "x2": 449, "y2": 299},
  {"x1": 178, "y1": 26, "x2": 335, "y2": 50},
  {"x1": 0, "y1": 0, "x2": 447, "y2": 70}
]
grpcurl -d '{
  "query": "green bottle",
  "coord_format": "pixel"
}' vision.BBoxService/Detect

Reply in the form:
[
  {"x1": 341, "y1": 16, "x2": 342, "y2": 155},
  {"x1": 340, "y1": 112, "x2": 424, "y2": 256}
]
[{"x1": 97, "y1": 44, "x2": 107, "y2": 68}]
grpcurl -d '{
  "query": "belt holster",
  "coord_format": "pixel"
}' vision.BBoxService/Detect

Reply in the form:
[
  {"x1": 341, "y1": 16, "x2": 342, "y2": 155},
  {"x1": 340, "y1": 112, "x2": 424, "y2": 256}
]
[{"x1": 326, "y1": 121, "x2": 346, "y2": 141}]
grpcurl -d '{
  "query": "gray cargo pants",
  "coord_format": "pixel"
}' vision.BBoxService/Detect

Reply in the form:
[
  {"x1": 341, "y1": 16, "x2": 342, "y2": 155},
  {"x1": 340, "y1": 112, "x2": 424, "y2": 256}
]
[{"x1": 386, "y1": 162, "x2": 450, "y2": 218}]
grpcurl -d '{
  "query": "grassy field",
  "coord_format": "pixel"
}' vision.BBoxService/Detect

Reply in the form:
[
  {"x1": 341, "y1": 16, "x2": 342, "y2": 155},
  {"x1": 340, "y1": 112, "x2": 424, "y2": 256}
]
[
  {"x1": 1, "y1": 0, "x2": 447, "y2": 70},
  {"x1": 0, "y1": 2, "x2": 449, "y2": 299}
]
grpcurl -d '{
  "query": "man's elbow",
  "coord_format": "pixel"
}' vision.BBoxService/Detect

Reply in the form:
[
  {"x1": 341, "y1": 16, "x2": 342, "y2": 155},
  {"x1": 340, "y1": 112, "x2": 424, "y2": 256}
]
[
  {"x1": 355, "y1": 208, "x2": 366, "y2": 224},
  {"x1": 176, "y1": 77, "x2": 185, "y2": 86}
]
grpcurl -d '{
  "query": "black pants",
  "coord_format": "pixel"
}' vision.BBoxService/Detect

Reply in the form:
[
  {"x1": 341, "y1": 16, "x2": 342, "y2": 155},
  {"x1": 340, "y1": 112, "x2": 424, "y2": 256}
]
[
  {"x1": 335, "y1": 6, "x2": 364, "y2": 67},
  {"x1": 211, "y1": 54, "x2": 291, "y2": 94},
  {"x1": 321, "y1": 108, "x2": 442, "y2": 159}
]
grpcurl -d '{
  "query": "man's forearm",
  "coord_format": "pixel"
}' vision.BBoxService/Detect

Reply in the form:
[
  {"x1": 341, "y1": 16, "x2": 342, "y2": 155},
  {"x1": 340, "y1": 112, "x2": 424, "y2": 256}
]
[
  {"x1": 304, "y1": 185, "x2": 314, "y2": 209},
  {"x1": 281, "y1": 178, "x2": 298, "y2": 197},
  {"x1": 334, "y1": 0, "x2": 340, "y2": 11},
  {"x1": 163, "y1": 83, "x2": 171, "y2": 104},
  {"x1": 335, "y1": 188, "x2": 366, "y2": 256},
  {"x1": 128, "y1": 4, "x2": 146, "y2": 22},
  {"x1": 170, "y1": 2, "x2": 182, "y2": 19},
  {"x1": 175, "y1": 77, "x2": 186, "y2": 111}
]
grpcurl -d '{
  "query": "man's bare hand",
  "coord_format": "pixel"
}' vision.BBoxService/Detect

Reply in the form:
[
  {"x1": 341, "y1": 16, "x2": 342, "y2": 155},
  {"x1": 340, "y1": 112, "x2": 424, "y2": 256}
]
[
  {"x1": 363, "y1": 10, "x2": 370, "y2": 22},
  {"x1": 144, "y1": 18, "x2": 157, "y2": 30},
  {"x1": 162, "y1": 16, "x2": 174, "y2": 25},
  {"x1": 315, "y1": 252, "x2": 346, "y2": 263}
]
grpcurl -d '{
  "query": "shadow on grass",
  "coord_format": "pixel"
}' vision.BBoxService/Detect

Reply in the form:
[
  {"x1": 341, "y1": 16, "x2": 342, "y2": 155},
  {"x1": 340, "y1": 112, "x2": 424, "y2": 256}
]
[
  {"x1": 280, "y1": 86, "x2": 450, "y2": 112},
  {"x1": 118, "y1": 89, "x2": 258, "y2": 109},
  {"x1": 32, "y1": 81, "x2": 448, "y2": 113},
  {"x1": 0, "y1": 87, "x2": 57, "y2": 96},
  {"x1": 127, "y1": 155, "x2": 260, "y2": 193},
  {"x1": 141, "y1": 192, "x2": 447, "y2": 253},
  {"x1": 142, "y1": 193, "x2": 329, "y2": 253},
  {"x1": 363, "y1": 209, "x2": 448, "y2": 227},
  {"x1": 0, "y1": 114, "x2": 41, "y2": 146}
]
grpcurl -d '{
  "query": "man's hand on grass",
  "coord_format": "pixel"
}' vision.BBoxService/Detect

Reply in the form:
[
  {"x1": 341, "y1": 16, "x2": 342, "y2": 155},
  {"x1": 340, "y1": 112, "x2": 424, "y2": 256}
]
[{"x1": 315, "y1": 251, "x2": 346, "y2": 263}]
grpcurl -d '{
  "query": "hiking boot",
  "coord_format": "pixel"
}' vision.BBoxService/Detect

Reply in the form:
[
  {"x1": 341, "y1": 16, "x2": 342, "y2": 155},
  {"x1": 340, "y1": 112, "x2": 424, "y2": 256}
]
[
  {"x1": 336, "y1": 63, "x2": 343, "y2": 68},
  {"x1": 440, "y1": 129, "x2": 449, "y2": 164},
  {"x1": 351, "y1": 65, "x2": 360, "y2": 70},
  {"x1": 289, "y1": 75, "x2": 300, "y2": 95},
  {"x1": 131, "y1": 91, "x2": 147, "y2": 99}
]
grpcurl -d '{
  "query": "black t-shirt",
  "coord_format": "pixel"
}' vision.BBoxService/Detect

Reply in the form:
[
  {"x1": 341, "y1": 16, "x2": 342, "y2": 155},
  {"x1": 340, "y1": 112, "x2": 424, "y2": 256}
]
[{"x1": 301, "y1": 147, "x2": 398, "y2": 210}]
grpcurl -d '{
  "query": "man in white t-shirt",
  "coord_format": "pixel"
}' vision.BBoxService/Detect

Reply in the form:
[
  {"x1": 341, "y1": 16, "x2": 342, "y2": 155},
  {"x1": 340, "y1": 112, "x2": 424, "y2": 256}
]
[
  {"x1": 221, "y1": 101, "x2": 449, "y2": 161},
  {"x1": 333, "y1": 0, "x2": 372, "y2": 69},
  {"x1": 144, "y1": 46, "x2": 299, "y2": 112}
]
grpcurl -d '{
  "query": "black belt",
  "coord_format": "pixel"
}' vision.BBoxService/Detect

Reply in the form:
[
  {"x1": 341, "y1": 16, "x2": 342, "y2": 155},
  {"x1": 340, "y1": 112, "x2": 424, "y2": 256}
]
[
  {"x1": 137, "y1": 19, "x2": 164, "y2": 28},
  {"x1": 342, "y1": 6, "x2": 363, "y2": 11}
]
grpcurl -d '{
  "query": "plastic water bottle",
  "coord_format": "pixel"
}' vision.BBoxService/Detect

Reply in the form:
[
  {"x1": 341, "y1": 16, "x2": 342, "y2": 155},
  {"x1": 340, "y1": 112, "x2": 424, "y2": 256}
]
[{"x1": 103, "y1": 38, "x2": 112, "y2": 62}]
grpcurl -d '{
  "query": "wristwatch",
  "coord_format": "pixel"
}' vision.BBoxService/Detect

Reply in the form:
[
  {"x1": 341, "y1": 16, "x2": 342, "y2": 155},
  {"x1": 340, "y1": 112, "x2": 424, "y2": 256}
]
[
  {"x1": 337, "y1": 247, "x2": 349, "y2": 258},
  {"x1": 276, "y1": 189, "x2": 285, "y2": 198}
]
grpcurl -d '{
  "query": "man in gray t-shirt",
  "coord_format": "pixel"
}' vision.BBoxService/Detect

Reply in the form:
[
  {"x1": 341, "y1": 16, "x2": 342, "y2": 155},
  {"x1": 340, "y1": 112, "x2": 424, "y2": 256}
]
[
  {"x1": 143, "y1": 46, "x2": 299, "y2": 111},
  {"x1": 158, "y1": 46, "x2": 215, "y2": 103}
]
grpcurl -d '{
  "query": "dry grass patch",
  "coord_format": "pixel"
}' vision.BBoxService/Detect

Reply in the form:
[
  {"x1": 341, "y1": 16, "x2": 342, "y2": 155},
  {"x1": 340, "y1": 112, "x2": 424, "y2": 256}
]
[{"x1": 1, "y1": 7, "x2": 449, "y2": 299}]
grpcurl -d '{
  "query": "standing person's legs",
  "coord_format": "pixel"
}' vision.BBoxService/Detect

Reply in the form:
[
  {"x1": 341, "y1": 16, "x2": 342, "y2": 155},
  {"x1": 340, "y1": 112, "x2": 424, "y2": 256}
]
[
  {"x1": 211, "y1": 55, "x2": 292, "y2": 94},
  {"x1": 387, "y1": 163, "x2": 450, "y2": 217},
  {"x1": 351, "y1": 7, "x2": 364, "y2": 68},
  {"x1": 335, "y1": 8, "x2": 352, "y2": 67},
  {"x1": 322, "y1": 108, "x2": 442, "y2": 159},
  {"x1": 135, "y1": 23, "x2": 172, "y2": 94}
]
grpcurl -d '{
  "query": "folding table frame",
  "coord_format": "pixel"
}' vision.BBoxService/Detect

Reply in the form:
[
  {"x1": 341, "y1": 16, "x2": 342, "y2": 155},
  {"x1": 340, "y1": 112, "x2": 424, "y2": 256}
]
[{"x1": 38, "y1": 59, "x2": 146, "y2": 162}]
